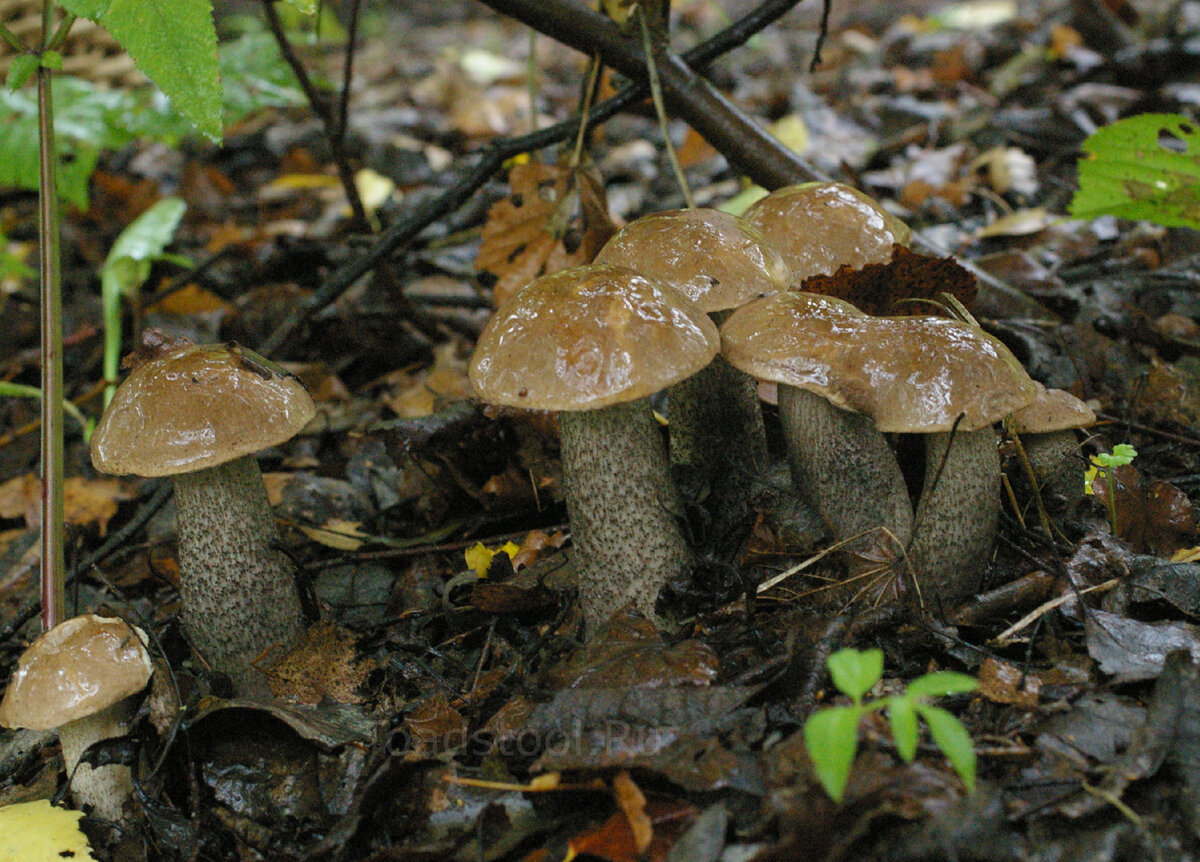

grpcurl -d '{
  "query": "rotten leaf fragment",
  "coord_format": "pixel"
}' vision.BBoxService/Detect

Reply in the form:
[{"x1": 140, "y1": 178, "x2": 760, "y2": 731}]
[
  {"x1": 476, "y1": 158, "x2": 617, "y2": 309},
  {"x1": 1091, "y1": 465, "x2": 1198, "y2": 556},
  {"x1": 797, "y1": 246, "x2": 978, "y2": 316}
]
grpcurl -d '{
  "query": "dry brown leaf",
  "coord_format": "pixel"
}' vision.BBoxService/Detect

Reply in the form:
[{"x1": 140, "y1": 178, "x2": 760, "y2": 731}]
[
  {"x1": 63, "y1": 477, "x2": 132, "y2": 536},
  {"x1": 405, "y1": 692, "x2": 466, "y2": 756},
  {"x1": 383, "y1": 341, "x2": 473, "y2": 418},
  {"x1": 977, "y1": 658, "x2": 1040, "y2": 708},
  {"x1": 476, "y1": 158, "x2": 617, "y2": 309},
  {"x1": 798, "y1": 246, "x2": 977, "y2": 316},
  {"x1": 0, "y1": 475, "x2": 38, "y2": 524}
]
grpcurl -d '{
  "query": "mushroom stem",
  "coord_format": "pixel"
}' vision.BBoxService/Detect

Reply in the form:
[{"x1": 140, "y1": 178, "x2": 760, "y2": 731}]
[
  {"x1": 172, "y1": 454, "x2": 305, "y2": 693},
  {"x1": 907, "y1": 429, "x2": 1000, "y2": 610},
  {"x1": 1018, "y1": 430, "x2": 1085, "y2": 510},
  {"x1": 667, "y1": 354, "x2": 768, "y2": 544},
  {"x1": 777, "y1": 384, "x2": 913, "y2": 566},
  {"x1": 58, "y1": 700, "x2": 135, "y2": 823},
  {"x1": 558, "y1": 398, "x2": 692, "y2": 634}
]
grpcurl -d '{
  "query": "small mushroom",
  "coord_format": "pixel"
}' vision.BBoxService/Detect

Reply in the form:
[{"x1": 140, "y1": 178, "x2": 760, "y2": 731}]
[
  {"x1": 470, "y1": 264, "x2": 718, "y2": 632},
  {"x1": 720, "y1": 292, "x2": 1036, "y2": 607},
  {"x1": 0, "y1": 615, "x2": 152, "y2": 823},
  {"x1": 743, "y1": 182, "x2": 912, "y2": 282},
  {"x1": 594, "y1": 208, "x2": 791, "y2": 541},
  {"x1": 90, "y1": 335, "x2": 314, "y2": 692},
  {"x1": 1007, "y1": 383, "x2": 1096, "y2": 510}
]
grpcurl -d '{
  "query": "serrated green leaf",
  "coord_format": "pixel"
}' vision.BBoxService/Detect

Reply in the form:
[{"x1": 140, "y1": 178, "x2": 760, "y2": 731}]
[
  {"x1": 1069, "y1": 113, "x2": 1200, "y2": 230},
  {"x1": 41, "y1": 50, "x2": 63, "y2": 70},
  {"x1": 803, "y1": 706, "x2": 862, "y2": 803},
  {"x1": 887, "y1": 697, "x2": 919, "y2": 762},
  {"x1": 827, "y1": 648, "x2": 883, "y2": 703},
  {"x1": 917, "y1": 704, "x2": 977, "y2": 791},
  {"x1": 6, "y1": 55, "x2": 39, "y2": 91},
  {"x1": 906, "y1": 671, "x2": 979, "y2": 698},
  {"x1": 60, "y1": 0, "x2": 222, "y2": 141}
]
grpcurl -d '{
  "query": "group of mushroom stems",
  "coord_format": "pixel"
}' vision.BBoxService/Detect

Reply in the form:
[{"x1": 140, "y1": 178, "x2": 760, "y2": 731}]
[
  {"x1": 0, "y1": 183, "x2": 1094, "y2": 823},
  {"x1": 472, "y1": 182, "x2": 1096, "y2": 632}
]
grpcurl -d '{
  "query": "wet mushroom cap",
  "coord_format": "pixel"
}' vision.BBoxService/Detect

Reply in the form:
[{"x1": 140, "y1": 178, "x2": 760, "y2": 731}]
[
  {"x1": 90, "y1": 342, "x2": 316, "y2": 477},
  {"x1": 743, "y1": 182, "x2": 912, "y2": 282},
  {"x1": 0, "y1": 615, "x2": 152, "y2": 731},
  {"x1": 1009, "y1": 383, "x2": 1096, "y2": 434},
  {"x1": 593, "y1": 208, "x2": 792, "y2": 313},
  {"x1": 469, "y1": 263, "x2": 719, "y2": 410},
  {"x1": 720, "y1": 291, "x2": 1037, "y2": 431}
]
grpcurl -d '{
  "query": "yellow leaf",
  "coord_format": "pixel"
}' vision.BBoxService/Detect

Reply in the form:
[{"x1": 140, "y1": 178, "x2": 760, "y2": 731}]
[
  {"x1": 300, "y1": 518, "x2": 370, "y2": 551},
  {"x1": 0, "y1": 800, "x2": 97, "y2": 861},
  {"x1": 464, "y1": 541, "x2": 521, "y2": 578}
]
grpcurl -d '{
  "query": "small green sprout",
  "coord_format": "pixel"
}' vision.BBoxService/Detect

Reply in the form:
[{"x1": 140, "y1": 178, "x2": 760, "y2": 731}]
[
  {"x1": 1084, "y1": 444, "x2": 1137, "y2": 532},
  {"x1": 803, "y1": 647, "x2": 978, "y2": 803}
]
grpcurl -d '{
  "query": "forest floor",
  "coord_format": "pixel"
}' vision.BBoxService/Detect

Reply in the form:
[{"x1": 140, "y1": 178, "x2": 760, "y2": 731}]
[{"x1": 4, "y1": 0, "x2": 1200, "y2": 859}]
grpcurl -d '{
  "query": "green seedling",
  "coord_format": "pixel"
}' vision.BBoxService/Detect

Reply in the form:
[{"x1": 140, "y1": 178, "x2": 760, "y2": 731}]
[
  {"x1": 1084, "y1": 443, "x2": 1137, "y2": 533},
  {"x1": 803, "y1": 647, "x2": 978, "y2": 803},
  {"x1": 100, "y1": 197, "x2": 189, "y2": 406}
]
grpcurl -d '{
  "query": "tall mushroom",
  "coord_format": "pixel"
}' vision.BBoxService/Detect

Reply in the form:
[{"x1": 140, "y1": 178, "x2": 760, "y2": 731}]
[
  {"x1": 0, "y1": 615, "x2": 152, "y2": 823},
  {"x1": 720, "y1": 292, "x2": 1036, "y2": 608},
  {"x1": 743, "y1": 182, "x2": 912, "y2": 282},
  {"x1": 90, "y1": 335, "x2": 314, "y2": 693},
  {"x1": 594, "y1": 208, "x2": 791, "y2": 542},
  {"x1": 469, "y1": 264, "x2": 718, "y2": 633}
]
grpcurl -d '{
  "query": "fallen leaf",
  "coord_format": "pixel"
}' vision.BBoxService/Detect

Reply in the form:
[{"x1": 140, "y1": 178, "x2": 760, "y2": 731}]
[
  {"x1": 1093, "y1": 465, "x2": 1199, "y2": 556},
  {"x1": 476, "y1": 158, "x2": 617, "y2": 309},
  {"x1": 265, "y1": 620, "x2": 373, "y2": 704},
  {"x1": 613, "y1": 771, "x2": 652, "y2": 853},
  {"x1": 63, "y1": 477, "x2": 132, "y2": 536},
  {"x1": 977, "y1": 657, "x2": 1040, "y2": 708},
  {"x1": 798, "y1": 246, "x2": 977, "y2": 315}
]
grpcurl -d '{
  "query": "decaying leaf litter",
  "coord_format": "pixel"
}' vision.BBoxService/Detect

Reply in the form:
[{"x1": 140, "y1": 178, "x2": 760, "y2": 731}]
[{"x1": 2, "y1": 0, "x2": 1200, "y2": 858}]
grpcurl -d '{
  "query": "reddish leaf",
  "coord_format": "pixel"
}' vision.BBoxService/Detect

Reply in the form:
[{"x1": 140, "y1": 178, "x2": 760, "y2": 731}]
[{"x1": 798, "y1": 246, "x2": 977, "y2": 316}]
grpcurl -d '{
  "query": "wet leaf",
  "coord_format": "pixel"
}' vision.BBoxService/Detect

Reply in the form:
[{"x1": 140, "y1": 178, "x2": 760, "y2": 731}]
[
  {"x1": 1092, "y1": 465, "x2": 1198, "y2": 555},
  {"x1": 613, "y1": 771, "x2": 652, "y2": 853},
  {"x1": 976, "y1": 658, "x2": 1040, "y2": 708},
  {"x1": 797, "y1": 246, "x2": 977, "y2": 315}
]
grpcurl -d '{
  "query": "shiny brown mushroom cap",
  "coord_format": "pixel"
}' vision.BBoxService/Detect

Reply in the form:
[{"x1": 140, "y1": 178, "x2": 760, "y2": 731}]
[
  {"x1": 720, "y1": 291, "x2": 1037, "y2": 433},
  {"x1": 743, "y1": 182, "x2": 912, "y2": 282},
  {"x1": 593, "y1": 208, "x2": 792, "y2": 312},
  {"x1": 1008, "y1": 382, "x2": 1096, "y2": 433},
  {"x1": 470, "y1": 264, "x2": 719, "y2": 411},
  {"x1": 0, "y1": 615, "x2": 152, "y2": 731},
  {"x1": 90, "y1": 341, "x2": 316, "y2": 478}
]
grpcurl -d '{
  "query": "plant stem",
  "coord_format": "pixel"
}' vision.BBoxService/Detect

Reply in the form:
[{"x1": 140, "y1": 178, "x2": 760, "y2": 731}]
[{"x1": 37, "y1": 48, "x2": 64, "y2": 631}]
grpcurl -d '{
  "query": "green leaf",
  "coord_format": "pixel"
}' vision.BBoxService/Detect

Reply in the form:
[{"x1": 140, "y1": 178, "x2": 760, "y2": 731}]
[
  {"x1": 887, "y1": 697, "x2": 919, "y2": 762},
  {"x1": 59, "y1": 0, "x2": 222, "y2": 141},
  {"x1": 906, "y1": 671, "x2": 979, "y2": 699},
  {"x1": 6, "y1": 55, "x2": 39, "y2": 91},
  {"x1": 1069, "y1": 113, "x2": 1200, "y2": 230},
  {"x1": 1094, "y1": 443, "x2": 1137, "y2": 468},
  {"x1": 803, "y1": 705, "x2": 862, "y2": 803},
  {"x1": 827, "y1": 648, "x2": 883, "y2": 703},
  {"x1": 917, "y1": 704, "x2": 977, "y2": 792},
  {"x1": 285, "y1": 0, "x2": 317, "y2": 13},
  {"x1": 40, "y1": 50, "x2": 63, "y2": 71},
  {"x1": 101, "y1": 198, "x2": 187, "y2": 403}
]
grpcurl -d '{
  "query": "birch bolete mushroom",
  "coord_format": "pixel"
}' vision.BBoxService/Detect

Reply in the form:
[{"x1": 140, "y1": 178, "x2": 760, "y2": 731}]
[
  {"x1": 1007, "y1": 383, "x2": 1096, "y2": 509},
  {"x1": 743, "y1": 182, "x2": 911, "y2": 282},
  {"x1": 90, "y1": 336, "x2": 314, "y2": 693},
  {"x1": 720, "y1": 292, "x2": 1036, "y2": 608},
  {"x1": 594, "y1": 208, "x2": 791, "y2": 541},
  {"x1": 0, "y1": 615, "x2": 152, "y2": 823},
  {"x1": 469, "y1": 264, "x2": 718, "y2": 632}
]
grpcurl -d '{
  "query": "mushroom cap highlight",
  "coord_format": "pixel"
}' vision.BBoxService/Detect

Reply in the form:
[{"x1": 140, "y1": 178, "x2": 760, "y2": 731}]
[
  {"x1": 743, "y1": 182, "x2": 912, "y2": 282},
  {"x1": 470, "y1": 264, "x2": 719, "y2": 411},
  {"x1": 720, "y1": 291, "x2": 1037, "y2": 433},
  {"x1": 1008, "y1": 383, "x2": 1096, "y2": 433},
  {"x1": 593, "y1": 208, "x2": 792, "y2": 312},
  {"x1": 91, "y1": 341, "x2": 316, "y2": 477},
  {"x1": 0, "y1": 615, "x2": 152, "y2": 731}
]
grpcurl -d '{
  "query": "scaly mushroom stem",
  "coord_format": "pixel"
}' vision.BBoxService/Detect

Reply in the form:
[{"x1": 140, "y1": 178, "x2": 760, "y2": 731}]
[
  {"x1": 668, "y1": 354, "x2": 767, "y2": 544},
  {"x1": 559, "y1": 398, "x2": 692, "y2": 634},
  {"x1": 58, "y1": 700, "x2": 136, "y2": 823},
  {"x1": 778, "y1": 385, "x2": 913, "y2": 566},
  {"x1": 1019, "y1": 430, "x2": 1084, "y2": 510},
  {"x1": 908, "y1": 429, "x2": 1000, "y2": 610},
  {"x1": 173, "y1": 455, "x2": 305, "y2": 693}
]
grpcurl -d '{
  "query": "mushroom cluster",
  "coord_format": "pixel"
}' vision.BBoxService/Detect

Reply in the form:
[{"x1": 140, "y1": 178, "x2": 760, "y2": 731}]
[{"x1": 90, "y1": 334, "x2": 314, "y2": 693}]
